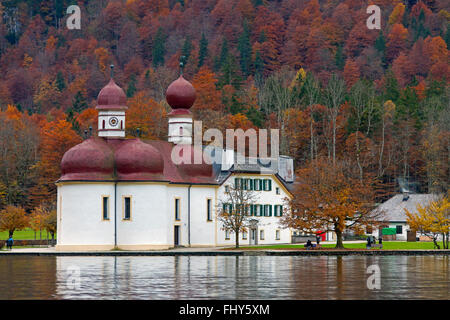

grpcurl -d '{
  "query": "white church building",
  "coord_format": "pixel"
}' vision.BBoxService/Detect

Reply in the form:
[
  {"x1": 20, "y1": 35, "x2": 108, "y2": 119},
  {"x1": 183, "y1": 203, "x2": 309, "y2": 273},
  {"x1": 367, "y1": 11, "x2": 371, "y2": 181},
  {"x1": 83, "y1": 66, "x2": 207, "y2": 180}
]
[{"x1": 56, "y1": 74, "x2": 295, "y2": 250}]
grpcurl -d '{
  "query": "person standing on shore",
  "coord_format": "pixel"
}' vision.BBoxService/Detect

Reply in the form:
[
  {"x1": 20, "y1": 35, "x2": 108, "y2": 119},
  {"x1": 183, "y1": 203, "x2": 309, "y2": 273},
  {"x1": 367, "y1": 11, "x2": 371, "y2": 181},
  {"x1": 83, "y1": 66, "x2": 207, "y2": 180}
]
[
  {"x1": 366, "y1": 237, "x2": 372, "y2": 249},
  {"x1": 6, "y1": 236, "x2": 13, "y2": 250}
]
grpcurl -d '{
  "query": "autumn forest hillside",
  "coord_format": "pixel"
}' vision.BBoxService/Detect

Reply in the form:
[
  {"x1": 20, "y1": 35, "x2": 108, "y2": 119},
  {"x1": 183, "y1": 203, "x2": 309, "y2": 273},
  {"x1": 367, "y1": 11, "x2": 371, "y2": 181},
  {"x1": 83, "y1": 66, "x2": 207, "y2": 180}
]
[{"x1": 0, "y1": 0, "x2": 449, "y2": 212}]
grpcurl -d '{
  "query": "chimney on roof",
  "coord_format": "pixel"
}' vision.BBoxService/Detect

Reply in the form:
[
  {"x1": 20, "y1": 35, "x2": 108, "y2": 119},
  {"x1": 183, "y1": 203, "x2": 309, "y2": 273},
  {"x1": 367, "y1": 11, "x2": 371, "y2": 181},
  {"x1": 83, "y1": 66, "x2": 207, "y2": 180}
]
[{"x1": 402, "y1": 190, "x2": 410, "y2": 201}]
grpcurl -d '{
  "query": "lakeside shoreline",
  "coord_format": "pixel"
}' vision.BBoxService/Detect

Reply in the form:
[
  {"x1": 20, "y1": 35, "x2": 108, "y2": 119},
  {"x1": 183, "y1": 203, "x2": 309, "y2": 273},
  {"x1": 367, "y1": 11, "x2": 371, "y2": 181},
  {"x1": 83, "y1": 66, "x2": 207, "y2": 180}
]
[{"x1": 1, "y1": 249, "x2": 449, "y2": 256}]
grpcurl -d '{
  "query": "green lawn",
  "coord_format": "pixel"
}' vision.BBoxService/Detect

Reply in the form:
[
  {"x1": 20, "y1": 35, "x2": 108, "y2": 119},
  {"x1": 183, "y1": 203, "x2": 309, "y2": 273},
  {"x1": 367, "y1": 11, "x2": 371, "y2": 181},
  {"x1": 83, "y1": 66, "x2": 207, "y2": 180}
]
[
  {"x1": 0, "y1": 228, "x2": 55, "y2": 241},
  {"x1": 235, "y1": 241, "x2": 446, "y2": 250}
]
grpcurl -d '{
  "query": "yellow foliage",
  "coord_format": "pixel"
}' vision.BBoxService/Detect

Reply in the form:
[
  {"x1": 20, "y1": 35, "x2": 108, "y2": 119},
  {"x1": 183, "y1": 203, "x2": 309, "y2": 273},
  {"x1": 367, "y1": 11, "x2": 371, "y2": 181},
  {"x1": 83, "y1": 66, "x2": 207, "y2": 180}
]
[
  {"x1": 389, "y1": 3, "x2": 405, "y2": 25},
  {"x1": 22, "y1": 53, "x2": 33, "y2": 69},
  {"x1": 406, "y1": 195, "x2": 450, "y2": 236}
]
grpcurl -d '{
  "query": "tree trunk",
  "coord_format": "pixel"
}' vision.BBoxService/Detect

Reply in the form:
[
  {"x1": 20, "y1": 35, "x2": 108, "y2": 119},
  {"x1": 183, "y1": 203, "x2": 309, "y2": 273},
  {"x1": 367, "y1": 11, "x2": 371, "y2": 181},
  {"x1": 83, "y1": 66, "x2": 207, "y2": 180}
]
[
  {"x1": 310, "y1": 117, "x2": 314, "y2": 161},
  {"x1": 335, "y1": 228, "x2": 344, "y2": 249},
  {"x1": 433, "y1": 237, "x2": 440, "y2": 249},
  {"x1": 235, "y1": 230, "x2": 240, "y2": 249},
  {"x1": 446, "y1": 233, "x2": 450, "y2": 249}
]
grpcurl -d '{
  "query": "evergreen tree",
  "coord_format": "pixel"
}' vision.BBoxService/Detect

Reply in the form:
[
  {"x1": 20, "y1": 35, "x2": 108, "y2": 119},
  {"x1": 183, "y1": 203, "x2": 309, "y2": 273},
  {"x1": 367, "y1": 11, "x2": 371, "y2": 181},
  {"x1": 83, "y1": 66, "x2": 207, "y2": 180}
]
[
  {"x1": 398, "y1": 87, "x2": 421, "y2": 128},
  {"x1": 445, "y1": 23, "x2": 450, "y2": 49},
  {"x1": 72, "y1": 91, "x2": 88, "y2": 113},
  {"x1": 66, "y1": 108, "x2": 80, "y2": 134},
  {"x1": 258, "y1": 30, "x2": 267, "y2": 43},
  {"x1": 252, "y1": 0, "x2": 263, "y2": 7},
  {"x1": 55, "y1": 71, "x2": 66, "y2": 92},
  {"x1": 253, "y1": 50, "x2": 264, "y2": 78},
  {"x1": 412, "y1": 10, "x2": 430, "y2": 41},
  {"x1": 198, "y1": 33, "x2": 208, "y2": 68},
  {"x1": 383, "y1": 71, "x2": 400, "y2": 103},
  {"x1": 215, "y1": 38, "x2": 229, "y2": 71},
  {"x1": 228, "y1": 94, "x2": 245, "y2": 114},
  {"x1": 246, "y1": 106, "x2": 263, "y2": 127},
  {"x1": 126, "y1": 74, "x2": 137, "y2": 98},
  {"x1": 219, "y1": 55, "x2": 242, "y2": 89},
  {"x1": 375, "y1": 31, "x2": 386, "y2": 53},
  {"x1": 375, "y1": 31, "x2": 387, "y2": 67},
  {"x1": 238, "y1": 20, "x2": 252, "y2": 77},
  {"x1": 181, "y1": 36, "x2": 192, "y2": 62},
  {"x1": 335, "y1": 45, "x2": 345, "y2": 70},
  {"x1": 152, "y1": 27, "x2": 166, "y2": 67}
]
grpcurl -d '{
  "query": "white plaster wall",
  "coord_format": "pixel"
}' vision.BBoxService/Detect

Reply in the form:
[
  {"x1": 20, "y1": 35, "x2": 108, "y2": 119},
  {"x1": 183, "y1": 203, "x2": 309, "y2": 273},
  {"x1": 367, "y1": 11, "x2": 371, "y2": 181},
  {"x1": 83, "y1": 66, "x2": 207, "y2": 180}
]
[
  {"x1": 369, "y1": 222, "x2": 409, "y2": 241},
  {"x1": 57, "y1": 183, "x2": 115, "y2": 246},
  {"x1": 168, "y1": 116, "x2": 193, "y2": 144},
  {"x1": 216, "y1": 174, "x2": 292, "y2": 246},
  {"x1": 115, "y1": 183, "x2": 169, "y2": 246},
  {"x1": 98, "y1": 110, "x2": 125, "y2": 137},
  {"x1": 167, "y1": 186, "x2": 189, "y2": 246},
  {"x1": 189, "y1": 186, "x2": 217, "y2": 246}
]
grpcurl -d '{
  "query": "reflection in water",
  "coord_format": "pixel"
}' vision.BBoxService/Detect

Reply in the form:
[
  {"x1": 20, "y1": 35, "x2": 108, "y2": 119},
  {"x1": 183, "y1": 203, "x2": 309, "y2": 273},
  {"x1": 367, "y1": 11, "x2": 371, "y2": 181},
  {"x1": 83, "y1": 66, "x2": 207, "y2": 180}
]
[{"x1": 0, "y1": 255, "x2": 448, "y2": 299}]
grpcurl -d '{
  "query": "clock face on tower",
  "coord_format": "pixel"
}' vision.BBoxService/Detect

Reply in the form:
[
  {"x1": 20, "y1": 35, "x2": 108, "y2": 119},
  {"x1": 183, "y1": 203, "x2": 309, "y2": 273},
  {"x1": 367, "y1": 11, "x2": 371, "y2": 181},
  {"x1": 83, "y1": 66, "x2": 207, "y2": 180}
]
[{"x1": 109, "y1": 117, "x2": 119, "y2": 127}]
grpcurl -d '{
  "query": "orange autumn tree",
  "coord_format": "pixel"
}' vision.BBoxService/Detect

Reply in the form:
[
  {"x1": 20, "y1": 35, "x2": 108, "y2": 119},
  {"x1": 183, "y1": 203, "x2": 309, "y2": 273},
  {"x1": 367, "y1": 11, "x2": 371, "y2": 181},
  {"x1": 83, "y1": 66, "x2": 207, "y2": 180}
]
[
  {"x1": 39, "y1": 119, "x2": 82, "y2": 196},
  {"x1": 76, "y1": 107, "x2": 98, "y2": 136},
  {"x1": 0, "y1": 205, "x2": 29, "y2": 237},
  {"x1": 192, "y1": 66, "x2": 222, "y2": 111},
  {"x1": 30, "y1": 203, "x2": 57, "y2": 241},
  {"x1": 281, "y1": 158, "x2": 382, "y2": 248},
  {"x1": 126, "y1": 91, "x2": 167, "y2": 139}
]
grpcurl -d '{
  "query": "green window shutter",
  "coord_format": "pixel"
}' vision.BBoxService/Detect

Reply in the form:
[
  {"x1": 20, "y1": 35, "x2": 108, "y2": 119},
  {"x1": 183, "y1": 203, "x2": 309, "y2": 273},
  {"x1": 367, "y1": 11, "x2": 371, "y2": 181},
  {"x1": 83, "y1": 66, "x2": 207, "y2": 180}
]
[
  {"x1": 249, "y1": 179, "x2": 253, "y2": 190},
  {"x1": 269, "y1": 205, "x2": 272, "y2": 217},
  {"x1": 259, "y1": 205, "x2": 264, "y2": 216},
  {"x1": 268, "y1": 180, "x2": 272, "y2": 191},
  {"x1": 235, "y1": 178, "x2": 240, "y2": 189},
  {"x1": 279, "y1": 205, "x2": 283, "y2": 216},
  {"x1": 223, "y1": 203, "x2": 227, "y2": 213},
  {"x1": 250, "y1": 204, "x2": 254, "y2": 216}
]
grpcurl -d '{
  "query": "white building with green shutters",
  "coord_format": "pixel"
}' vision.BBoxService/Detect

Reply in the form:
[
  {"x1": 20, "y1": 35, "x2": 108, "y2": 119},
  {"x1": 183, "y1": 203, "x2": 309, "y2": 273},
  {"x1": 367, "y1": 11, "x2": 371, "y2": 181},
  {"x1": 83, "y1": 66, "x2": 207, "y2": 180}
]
[{"x1": 216, "y1": 165, "x2": 294, "y2": 246}]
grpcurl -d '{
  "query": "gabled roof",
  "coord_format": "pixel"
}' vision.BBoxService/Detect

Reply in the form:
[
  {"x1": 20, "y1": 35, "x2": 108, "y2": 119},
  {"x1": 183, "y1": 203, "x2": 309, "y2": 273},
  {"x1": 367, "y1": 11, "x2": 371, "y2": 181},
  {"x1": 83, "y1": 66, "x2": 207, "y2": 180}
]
[{"x1": 374, "y1": 193, "x2": 440, "y2": 222}]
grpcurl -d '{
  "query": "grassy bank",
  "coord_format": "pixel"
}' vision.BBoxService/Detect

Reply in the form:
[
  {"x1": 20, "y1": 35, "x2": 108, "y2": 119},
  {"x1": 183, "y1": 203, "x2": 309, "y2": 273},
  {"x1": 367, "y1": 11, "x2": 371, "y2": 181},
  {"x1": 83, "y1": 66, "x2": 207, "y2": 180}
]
[
  {"x1": 234, "y1": 241, "x2": 446, "y2": 250},
  {"x1": 0, "y1": 228, "x2": 54, "y2": 240}
]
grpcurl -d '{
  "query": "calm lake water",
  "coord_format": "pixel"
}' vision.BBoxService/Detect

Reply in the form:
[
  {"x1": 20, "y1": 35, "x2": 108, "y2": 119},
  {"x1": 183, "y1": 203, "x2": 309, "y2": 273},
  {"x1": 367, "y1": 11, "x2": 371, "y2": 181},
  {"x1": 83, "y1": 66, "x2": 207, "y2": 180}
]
[{"x1": 0, "y1": 255, "x2": 448, "y2": 299}]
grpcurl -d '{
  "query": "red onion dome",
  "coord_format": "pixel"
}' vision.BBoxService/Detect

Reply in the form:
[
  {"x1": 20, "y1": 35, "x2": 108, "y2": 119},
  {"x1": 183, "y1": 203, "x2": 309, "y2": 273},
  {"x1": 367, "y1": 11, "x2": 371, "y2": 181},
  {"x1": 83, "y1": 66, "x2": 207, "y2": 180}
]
[
  {"x1": 60, "y1": 138, "x2": 115, "y2": 181},
  {"x1": 96, "y1": 78, "x2": 127, "y2": 110},
  {"x1": 165, "y1": 75, "x2": 196, "y2": 110},
  {"x1": 177, "y1": 145, "x2": 213, "y2": 178},
  {"x1": 115, "y1": 139, "x2": 164, "y2": 180}
]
